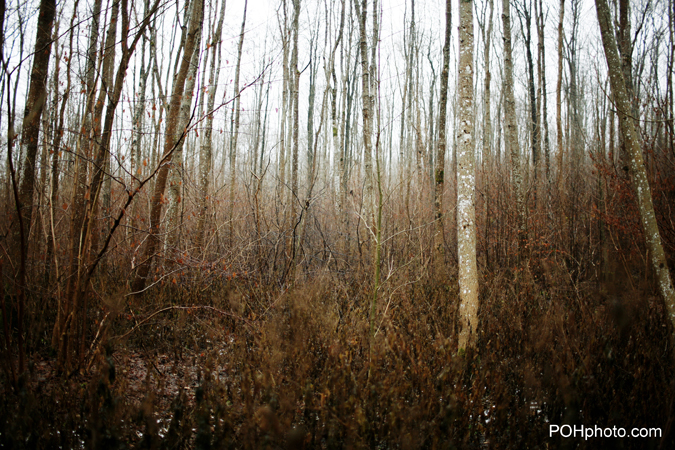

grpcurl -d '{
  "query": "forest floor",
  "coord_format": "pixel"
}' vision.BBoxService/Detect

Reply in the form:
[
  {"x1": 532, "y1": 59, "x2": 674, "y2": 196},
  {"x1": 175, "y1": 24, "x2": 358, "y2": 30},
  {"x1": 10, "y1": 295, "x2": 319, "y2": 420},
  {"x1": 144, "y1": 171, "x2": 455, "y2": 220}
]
[{"x1": 2, "y1": 271, "x2": 675, "y2": 449}]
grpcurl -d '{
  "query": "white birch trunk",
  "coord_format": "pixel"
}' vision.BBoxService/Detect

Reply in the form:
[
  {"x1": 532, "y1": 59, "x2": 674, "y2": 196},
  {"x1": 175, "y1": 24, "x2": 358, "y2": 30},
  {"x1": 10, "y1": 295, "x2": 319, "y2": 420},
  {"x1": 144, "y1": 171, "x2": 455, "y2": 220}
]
[{"x1": 457, "y1": 0, "x2": 478, "y2": 350}]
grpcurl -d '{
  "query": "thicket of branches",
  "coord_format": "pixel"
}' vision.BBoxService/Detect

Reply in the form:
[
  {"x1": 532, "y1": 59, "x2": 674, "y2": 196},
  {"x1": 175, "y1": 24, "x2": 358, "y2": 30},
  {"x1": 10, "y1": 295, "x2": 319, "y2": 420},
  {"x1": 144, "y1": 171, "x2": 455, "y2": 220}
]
[{"x1": 1, "y1": 0, "x2": 675, "y2": 447}]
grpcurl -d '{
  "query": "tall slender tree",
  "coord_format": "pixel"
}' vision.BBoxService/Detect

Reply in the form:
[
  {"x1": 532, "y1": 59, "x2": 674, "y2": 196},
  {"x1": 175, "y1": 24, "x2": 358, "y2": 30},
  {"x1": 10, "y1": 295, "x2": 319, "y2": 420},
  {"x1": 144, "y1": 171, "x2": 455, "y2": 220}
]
[
  {"x1": 556, "y1": 0, "x2": 565, "y2": 193},
  {"x1": 503, "y1": 0, "x2": 527, "y2": 260},
  {"x1": 355, "y1": 0, "x2": 374, "y2": 225},
  {"x1": 17, "y1": 0, "x2": 56, "y2": 231},
  {"x1": 595, "y1": 0, "x2": 675, "y2": 340},
  {"x1": 229, "y1": 0, "x2": 248, "y2": 242},
  {"x1": 197, "y1": 0, "x2": 227, "y2": 250},
  {"x1": 132, "y1": 0, "x2": 204, "y2": 295},
  {"x1": 167, "y1": 24, "x2": 202, "y2": 253},
  {"x1": 434, "y1": 0, "x2": 451, "y2": 261},
  {"x1": 457, "y1": 0, "x2": 478, "y2": 350}
]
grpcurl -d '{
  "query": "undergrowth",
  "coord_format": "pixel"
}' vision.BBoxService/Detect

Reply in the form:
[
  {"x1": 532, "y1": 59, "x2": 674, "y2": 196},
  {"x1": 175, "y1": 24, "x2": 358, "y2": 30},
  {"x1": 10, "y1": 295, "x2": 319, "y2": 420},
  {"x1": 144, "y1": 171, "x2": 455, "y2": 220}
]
[{"x1": 1, "y1": 258, "x2": 673, "y2": 449}]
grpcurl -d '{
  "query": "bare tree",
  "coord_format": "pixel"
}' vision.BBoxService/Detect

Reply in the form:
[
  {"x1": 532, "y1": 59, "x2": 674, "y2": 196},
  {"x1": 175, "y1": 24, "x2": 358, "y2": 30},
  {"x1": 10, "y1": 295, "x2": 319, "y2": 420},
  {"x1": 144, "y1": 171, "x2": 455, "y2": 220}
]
[
  {"x1": 355, "y1": 0, "x2": 374, "y2": 224},
  {"x1": 197, "y1": 0, "x2": 227, "y2": 250},
  {"x1": 229, "y1": 0, "x2": 248, "y2": 242},
  {"x1": 515, "y1": 0, "x2": 539, "y2": 203},
  {"x1": 17, "y1": 0, "x2": 56, "y2": 232},
  {"x1": 457, "y1": 0, "x2": 477, "y2": 350},
  {"x1": 434, "y1": 0, "x2": 451, "y2": 261},
  {"x1": 167, "y1": 24, "x2": 202, "y2": 253},
  {"x1": 132, "y1": 0, "x2": 204, "y2": 295},
  {"x1": 477, "y1": 0, "x2": 493, "y2": 264},
  {"x1": 536, "y1": 0, "x2": 550, "y2": 184},
  {"x1": 288, "y1": 0, "x2": 300, "y2": 270},
  {"x1": 11, "y1": 0, "x2": 56, "y2": 374},
  {"x1": 503, "y1": 0, "x2": 526, "y2": 260},
  {"x1": 595, "y1": 0, "x2": 675, "y2": 341},
  {"x1": 556, "y1": 0, "x2": 564, "y2": 192},
  {"x1": 58, "y1": 0, "x2": 160, "y2": 369}
]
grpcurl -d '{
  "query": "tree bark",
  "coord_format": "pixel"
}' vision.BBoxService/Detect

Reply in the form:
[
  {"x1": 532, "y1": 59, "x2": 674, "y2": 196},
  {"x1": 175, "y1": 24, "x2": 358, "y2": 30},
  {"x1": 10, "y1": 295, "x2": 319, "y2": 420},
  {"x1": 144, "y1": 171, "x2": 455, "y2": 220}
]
[
  {"x1": 503, "y1": 0, "x2": 527, "y2": 260},
  {"x1": 17, "y1": 0, "x2": 56, "y2": 232},
  {"x1": 356, "y1": 0, "x2": 374, "y2": 226},
  {"x1": 457, "y1": 0, "x2": 478, "y2": 350},
  {"x1": 288, "y1": 0, "x2": 300, "y2": 270},
  {"x1": 537, "y1": 0, "x2": 551, "y2": 185},
  {"x1": 229, "y1": 0, "x2": 248, "y2": 242},
  {"x1": 434, "y1": 0, "x2": 451, "y2": 261},
  {"x1": 167, "y1": 25, "x2": 202, "y2": 253},
  {"x1": 556, "y1": 0, "x2": 565, "y2": 195},
  {"x1": 197, "y1": 0, "x2": 227, "y2": 250},
  {"x1": 132, "y1": 0, "x2": 204, "y2": 295},
  {"x1": 58, "y1": 0, "x2": 101, "y2": 361},
  {"x1": 278, "y1": 0, "x2": 289, "y2": 193},
  {"x1": 595, "y1": 0, "x2": 675, "y2": 335},
  {"x1": 516, "y1": 0, "x2": 539, "y2": 205}
]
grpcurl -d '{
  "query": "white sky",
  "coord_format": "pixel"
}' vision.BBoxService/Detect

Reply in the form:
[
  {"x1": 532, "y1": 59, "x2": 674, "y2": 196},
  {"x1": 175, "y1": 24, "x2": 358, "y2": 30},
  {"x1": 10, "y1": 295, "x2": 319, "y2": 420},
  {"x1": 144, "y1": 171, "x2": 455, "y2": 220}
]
[{"x1": 1, "y1": 0, "x2": 669, "y2": 172}]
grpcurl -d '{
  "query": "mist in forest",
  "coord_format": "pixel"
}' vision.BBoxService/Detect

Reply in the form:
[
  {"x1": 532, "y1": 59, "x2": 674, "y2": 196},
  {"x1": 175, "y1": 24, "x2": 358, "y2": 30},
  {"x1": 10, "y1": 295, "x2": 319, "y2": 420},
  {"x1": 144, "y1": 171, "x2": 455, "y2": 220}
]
[{"x1": 1, "y1": 0, "x2": 674, "y2": 448}]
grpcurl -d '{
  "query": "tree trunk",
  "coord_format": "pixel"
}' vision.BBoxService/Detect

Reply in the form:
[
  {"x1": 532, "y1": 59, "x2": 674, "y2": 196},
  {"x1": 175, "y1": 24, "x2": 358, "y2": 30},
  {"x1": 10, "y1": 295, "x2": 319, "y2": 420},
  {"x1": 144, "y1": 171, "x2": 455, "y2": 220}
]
[
  {"x1": 595, "y1": 0, "x2": 675, "y2": 336},
  {"x1": 288, "y1": 0, "x2": 300, "y2": 271},
  {"x1": 131, "y1": 0, "x2": 151, "y2": 233},
  {"x1": 434, "y1": 0, "x2": 451, "y2": 261},
  {"x1": 229, "y1": 0, "x2": 248, "y2": 243},
  {"x1": 457, "y1": 0, "x2": 478, "y2": 350},
  {"x1": 556, "y1": 0, "x2": 565, "y2": 195},
  {"x1": 17, "y1": 0, "x2": 56, "y2": 235},
  {"x1": 132, "y1": 0, "x2": 204, "y2": 295},
  {"x1": 479, "y1": 0, "x2": 493, "y2": 266},
  {"x1": 58, "y1": 0, "x2": 102, "y2": 361},
  {"x1": 197, "y1": 0, "x2": 227, "y2": 251},
  {"x1": 278, "y1": 0, "x2": 289, "y2": 193},
  {"x1": 516, "y1": 0, "x2": 539, "y2": 206},
  {"x1": 356, "y1": 0, "x2": 374, "y2": 228},
  {"x1": 503, "y1": 0, "x2": 526, "y2": 261},
  {"x1": 537, "y1": 0, "x2": 551, "y2": 185},
  {"x1": 167, "y1": 25, "x2": 202, "y2": 253},
  {"x1": 11, "y1": 0, "x2": 55, "y2": 377}
]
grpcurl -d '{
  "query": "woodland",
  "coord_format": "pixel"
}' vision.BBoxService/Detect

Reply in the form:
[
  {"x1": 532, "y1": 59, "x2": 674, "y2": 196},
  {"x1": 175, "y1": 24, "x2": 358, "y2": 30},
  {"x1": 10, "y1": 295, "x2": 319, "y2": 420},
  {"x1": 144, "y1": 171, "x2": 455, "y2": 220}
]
[{"x1": 1, "y1": 0, "x2": 675, "y2": 447}]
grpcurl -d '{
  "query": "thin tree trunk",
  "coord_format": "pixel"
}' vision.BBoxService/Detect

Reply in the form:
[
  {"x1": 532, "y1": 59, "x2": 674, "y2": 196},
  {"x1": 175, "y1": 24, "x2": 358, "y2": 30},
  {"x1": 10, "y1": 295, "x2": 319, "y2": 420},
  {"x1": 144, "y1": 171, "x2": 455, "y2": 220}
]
[
  {"x1": 503, "y1": 0, "x2": 527, "y2": 260},
  {"x1": 426, "y1": 49, "x2": 436, "y2": 187},
  {"x1": 11, "y1": 0, "x2": 55, "y2": 377},
  {"x1": 131, "y1": 0, "x2": 151, "y2": 232},
  {"x1": 229, "y1": 0, "x2": 248, "y2": 242},
  {"x1": 457, "y1": 0, "x2": 478, "y2": 350},
  {"x1": 278, "y1": 0, "x2": 289, "y2": 192},
  {"x1": 132, "y1": 0, "x2": 204, "y2": 295},
  {"x1": 167, "y1": 26, "x2": 202, "y2": 253},
  {"x1": 48, "y1": 5, "x2": 75, "y2": 293},
  {"x1": 516, "y1": 0, "x2": 539, "y2": 205},
  {"x1": 434, "y1": 0, "x2": 451, "y2": 260},
  {"x1": 306, "y1": 34, "x2": 318, "y2": 193},
  {"x1": 596, "y1": 0, "x2": 675, "y2": 337},
  {"x1": 197, "y1": 0, "x2": 227, "y2": 251},
  {"x1": 338, "y1": 8, "x2": 353, "y2": 261},
  {"x1": 556, "y1": 0, "x2": 565, "y2": 194},
  {"x1": 356, "y1": 0, "x2": 374, "y2": 244},
  {"x1": 17, "y1": 0, "x2": 56, "y2": 235},
  {"x1": 58, "y1": 0, "x2": 101, "y2": 358},
  {"x1": 479, "y1": 0, "x2": 493, "y2": 266},
  {"x1": 537, "y1": 0, "x2": 551, "y2": 185},
  {"x1": 288, "y1": 0, "x2": 300, "y2": 271}
]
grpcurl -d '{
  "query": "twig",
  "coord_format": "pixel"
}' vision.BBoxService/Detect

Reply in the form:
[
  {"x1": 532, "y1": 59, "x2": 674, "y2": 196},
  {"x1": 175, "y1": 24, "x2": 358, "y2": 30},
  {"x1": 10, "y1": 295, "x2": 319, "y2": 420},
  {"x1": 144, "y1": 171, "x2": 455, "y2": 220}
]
[{"x1": 111, "y1": 305, "x2": 254, "y2": 342}]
